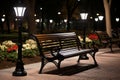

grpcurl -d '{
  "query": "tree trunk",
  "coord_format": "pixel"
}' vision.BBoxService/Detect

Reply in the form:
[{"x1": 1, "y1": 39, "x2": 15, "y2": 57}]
[
  {"x1": 103, "y1": 0, "x2": 112, "y2": 37},
  {"x1": 24, "y1": 0, "x2": 37, "y2": 34},
  {"x1": 66, "y1": 0, "x2": 80, "y2": 31}
]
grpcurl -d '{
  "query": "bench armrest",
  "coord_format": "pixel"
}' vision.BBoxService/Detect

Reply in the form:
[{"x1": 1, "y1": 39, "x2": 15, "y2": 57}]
[{"x1": 48, "y1": 46, "x2": 61, "y2": 57}]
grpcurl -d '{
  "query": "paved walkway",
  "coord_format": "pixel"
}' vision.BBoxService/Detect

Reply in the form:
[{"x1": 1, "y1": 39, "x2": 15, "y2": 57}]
[{"x1": 0, "y1": 48, "x2": 120, "y2": 80}]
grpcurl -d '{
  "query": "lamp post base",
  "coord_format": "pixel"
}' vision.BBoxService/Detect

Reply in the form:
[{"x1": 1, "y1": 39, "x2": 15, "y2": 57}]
[
  {"x1": 12, "y1": 60, "x2": 27, "y2": 76},
  {"x1": 13, "y1": 70, "x2": 27, "y2": 76}
]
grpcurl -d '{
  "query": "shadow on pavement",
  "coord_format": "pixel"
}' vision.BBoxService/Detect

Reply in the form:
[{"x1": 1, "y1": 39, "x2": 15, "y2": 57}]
[{"x1": 44, "y1": 64, "x2": 98, "y2": 76}]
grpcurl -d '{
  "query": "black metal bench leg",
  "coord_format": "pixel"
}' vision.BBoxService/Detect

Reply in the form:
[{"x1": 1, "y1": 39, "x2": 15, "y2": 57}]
[
  {"x1": 57, "y1": 60, "x2": 62, "y2": 74},
  {"x1": 77, "y1": 55, "x2": 81, "y2": 63},
  {"x1": 90, "y1": 52, "x2": 98, "y2": 66},
  {"x1": 39, "y1": 58, "x2": 47, "y2": 74},
  {"x1": 52, "y1": 61, "x2": 58, "y2": 67}
]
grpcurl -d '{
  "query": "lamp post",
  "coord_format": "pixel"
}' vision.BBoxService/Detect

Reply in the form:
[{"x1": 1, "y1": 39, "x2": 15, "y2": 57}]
[
  {"x1": 1, "y1": 17, "x2": 5, "y2": 33},
  {"x1": 1, "y1": 18, "x2": 5, "y2": 22},
  {"x1": 116, "y1": 17, "x2": 119, "y2": 22},
  {"x1": 94, "y1": 18, "x2": 98, "y2": 31},
  {"x1": 98, "y1": 15, "x2": 104, "y2": 21},
  {"x1": 115, "y1": 17, "x2": 119, "y2": 27},
  {"x1": 64, "y1": 19, "x2": 67, "y2": 29},
  {"x1": 80, "y1": 12, "x2": 88, "y2": 59},
  {"x1": 58, "y1": 11, "x2": 61, "y2": 27},
  {"x1": 12, "y1": 1, "x2": 27, "y2": 76},
  {"x1": 98, "y1": 15, "x2": 104, "y2": 30},
  {"x1": 80, "y1": 13, "x2": 88, "y2": 49},
  {"x1": 40, "y1": 7, "x2": 43, "y2": 33},
  {"x1": 115, "y1": 17, "x2": 119, "y2": 31}
]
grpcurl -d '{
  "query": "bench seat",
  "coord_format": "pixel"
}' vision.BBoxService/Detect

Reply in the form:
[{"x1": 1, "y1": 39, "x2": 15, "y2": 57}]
[{"x1": 53, "y1": 48, "x2": 94, "y2": 58}]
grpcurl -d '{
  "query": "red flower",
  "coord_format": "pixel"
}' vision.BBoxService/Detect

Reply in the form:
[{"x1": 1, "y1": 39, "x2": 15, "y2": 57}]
[
  {"x1": 7, "y1": 48, "x2": 12, "y2": 53},
  {"x1": 88, "y1": 33, "x2": 99, "y2": 40},
  {"x1": 7, "y1": 45, "x2": 18, "y2": 53},
  {"x1": 12, "y1": 45, "x2": 18, "y2": 51}
]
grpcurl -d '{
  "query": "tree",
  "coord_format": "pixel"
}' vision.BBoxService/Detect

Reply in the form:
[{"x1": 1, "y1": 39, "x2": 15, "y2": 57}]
[
  {"x1": 24, "y1": 0, "x2": 37, "y2": 34},
  {"x1": 103, "y1": 0, "x2": 112, "y2": 37},
  {"x1": 66, "y1": 0, "x2": 80, "y2": 31}
]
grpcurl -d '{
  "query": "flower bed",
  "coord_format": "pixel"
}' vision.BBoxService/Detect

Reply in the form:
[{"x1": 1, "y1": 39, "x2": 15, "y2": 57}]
[
  {"x1": 0, "y1": 39, "x2": 39, "y2": 62},
  {"x1": 78, "y1": 33, "x2": 100, "y2": 48}
]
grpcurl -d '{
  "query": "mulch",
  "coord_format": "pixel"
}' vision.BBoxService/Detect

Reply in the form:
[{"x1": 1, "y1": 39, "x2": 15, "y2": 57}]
[{"x1": 0, "y1": 56, "x2": 40, "y2": 69}]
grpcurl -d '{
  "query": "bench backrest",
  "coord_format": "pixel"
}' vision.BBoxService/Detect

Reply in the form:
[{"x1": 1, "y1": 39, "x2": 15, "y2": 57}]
[{"x1": 31, "y1": 32, "x2": 81, "y2": 56}]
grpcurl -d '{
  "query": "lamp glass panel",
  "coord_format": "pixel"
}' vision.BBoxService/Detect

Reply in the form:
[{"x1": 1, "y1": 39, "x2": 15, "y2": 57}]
[
  {"x1": 98, "y1": 16, "x2": 104, "y2": 21},
  {"x1": 14, "y1": 7, "x2": 26, "y2": 17},
  {"x1": 80, "y1": 13, "x2": 88, "y2": 20}
]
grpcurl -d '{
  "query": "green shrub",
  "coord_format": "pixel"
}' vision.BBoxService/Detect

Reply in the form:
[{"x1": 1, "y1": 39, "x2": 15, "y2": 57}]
[
  {"x1": 0, "y1": 50, "x2": 6, "y2": 62},
  {"x1": 22, "y1": 49, "x2": 39, "y2": 57},
  {"x1": 6, "y1": 51, "x2": 18, "y2": 61}
]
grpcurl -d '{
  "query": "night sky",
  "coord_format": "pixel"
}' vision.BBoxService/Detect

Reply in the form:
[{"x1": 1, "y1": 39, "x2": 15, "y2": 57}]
[{"x1": 0, "y1": 0, "x2": 119, "y2": 17}]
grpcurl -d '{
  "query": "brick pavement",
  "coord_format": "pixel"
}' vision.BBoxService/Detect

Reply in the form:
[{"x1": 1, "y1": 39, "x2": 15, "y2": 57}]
[{"x1": 0, "y1": 48, "x2": 120, "y2": 80}]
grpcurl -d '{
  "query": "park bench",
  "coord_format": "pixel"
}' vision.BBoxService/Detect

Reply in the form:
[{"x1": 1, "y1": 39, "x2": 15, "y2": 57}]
[
  {"x1": 95, "y1": 31, "x2": 120, "y2": 52},
  {"x1": 31, "y1": 32, "x2": 98, "y2": 74}
]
